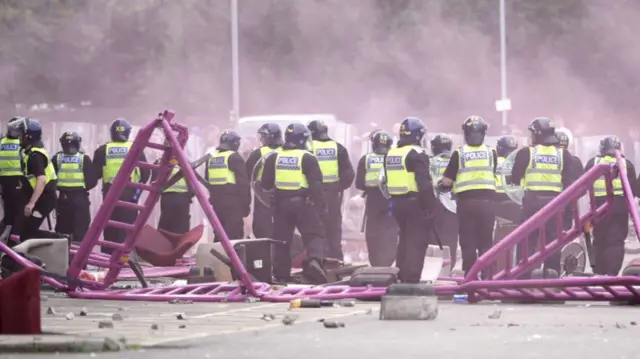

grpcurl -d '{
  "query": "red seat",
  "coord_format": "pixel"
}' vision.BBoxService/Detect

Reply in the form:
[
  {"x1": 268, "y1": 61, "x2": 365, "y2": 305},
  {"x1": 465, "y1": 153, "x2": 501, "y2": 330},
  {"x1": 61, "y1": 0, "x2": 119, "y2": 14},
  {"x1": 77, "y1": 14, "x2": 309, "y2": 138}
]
[
  {"x1": 0, "y1": 267, "x2": 41, "y2": 334},
  {"x1": 134, "y1": 225, "x2": 204, "y2": 266}
]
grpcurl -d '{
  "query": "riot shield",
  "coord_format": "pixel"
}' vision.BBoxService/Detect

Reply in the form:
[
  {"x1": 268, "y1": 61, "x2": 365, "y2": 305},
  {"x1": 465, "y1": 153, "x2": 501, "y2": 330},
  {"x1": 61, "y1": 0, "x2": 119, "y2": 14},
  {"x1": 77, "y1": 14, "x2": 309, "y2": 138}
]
[
  {"x1": 377, "y1": 167, "x2": 390, "y2": 199},
  {"x1": 251, "y1": 151, "x2": 279, "y2": 207},
  {"x1": 498, "y1": 150, "x2": 524, "y2": 205},
  {"x1": 429, "y1": 153, "x2": 456, "y2": 213}
]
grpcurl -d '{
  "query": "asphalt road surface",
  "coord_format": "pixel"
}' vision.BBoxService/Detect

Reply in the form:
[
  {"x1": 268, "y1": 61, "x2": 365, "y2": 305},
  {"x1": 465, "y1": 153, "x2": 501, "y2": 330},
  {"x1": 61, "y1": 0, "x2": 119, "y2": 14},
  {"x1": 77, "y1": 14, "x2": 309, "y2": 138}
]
[{"x1": 5, "y1": 296, "x2": 640, "y2": 359}]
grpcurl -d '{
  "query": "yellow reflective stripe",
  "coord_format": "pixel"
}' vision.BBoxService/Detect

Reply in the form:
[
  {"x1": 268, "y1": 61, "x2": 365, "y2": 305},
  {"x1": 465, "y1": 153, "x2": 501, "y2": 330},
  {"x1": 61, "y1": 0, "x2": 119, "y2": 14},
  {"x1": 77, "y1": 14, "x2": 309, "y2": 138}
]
[
  {"x1": 275, "y1": 149, "x2": 309, "y2": 190},
  {"x1": 523, "y1": 145, "x2": 562, "y2": 192},
  {"x1": 207, "y1": 151, "x2": 236, "y2": 185},
  {"x1": 23, "y1": 147, "x2": 57, "y2": 188},
  {"x1": 385, "y1": 145, "x2": 419, "y2": 195},
  {"x1": 453, "y1": 145, "x2": 495, "y2": 193},
  {"x1": 593, "y1": 156, "x2": 624, "y2": 197},
  {"x1": 313, "y1": 140, "x2": 339, "y2": 183}
]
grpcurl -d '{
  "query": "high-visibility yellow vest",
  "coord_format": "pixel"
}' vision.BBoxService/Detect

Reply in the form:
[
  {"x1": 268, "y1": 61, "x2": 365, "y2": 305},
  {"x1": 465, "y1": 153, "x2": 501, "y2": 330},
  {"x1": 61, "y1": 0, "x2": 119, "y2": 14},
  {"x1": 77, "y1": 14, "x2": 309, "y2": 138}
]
[
  {"x1": 164, "y1": 165, "x2": 188, "y2": 193},
  {"x1": 256, "y1": 146, "x2": 281, "y2": 181},
  {"x1": 274, "y1": 149, "x2": 309, "y2": 190},
  {"x1": 453, "y1": 145, "x2": 496, "y2": 194},
  {"x1": 385, "y1": 145, "x2": 420, "y2": 195},
  {"x1": 312, "y1": 140, "x2": 339, "y2": 183},
  {"x1": 103, "y1": 142, "x2": 141, "y2": 184},
  {"x1": 364, "y1": 152, "x2": 385, "y2": 187},
  {"x1": 593, "y1": 156, "x2": 625, "y2": 197},
  {"x1": 56, "y1": 153, "x2": 85, "y2": 188},
  {"x1": 0, "y1": 137, "x2": 23, "y2": 177},
  {"x1": 23, "y1": 147, "x2": 57, "y2": 188},
  {"x1": 430, "y1": 154, "x2": 450, "y2": 178},
  {"x1": 496, "y1": 156, "x2": 506, "y2": 194},
  {"x1": 523, "y1": 145, "x2": 563, "y2": 192},
  {"x1": 207, "y1": 151, "x2": 236, "y2": 185}
]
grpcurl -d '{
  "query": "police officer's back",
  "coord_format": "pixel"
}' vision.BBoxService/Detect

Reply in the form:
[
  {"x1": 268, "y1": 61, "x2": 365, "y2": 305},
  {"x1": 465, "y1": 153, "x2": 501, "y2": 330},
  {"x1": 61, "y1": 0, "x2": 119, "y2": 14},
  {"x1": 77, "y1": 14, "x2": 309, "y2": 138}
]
[
  {"x1": 205, "y1": 130, "x2": 250, "y2": 240},
  {"x1": 510, "y1": 117, "x2": 572, "y2": 277},
  {"x1": 493, "y1": 135, "x2": 520, "y2": 223},
  {"x1": 261, "y1": 123, "x2": 328, "y2": 284},
  {"x1": 245, "y1": 123, "x2": 283, "y2": 239},
  {"x1": 0, "y1": 117, "x2": 27, "y2": 238},
  {"x1": 584, "y1": 135, "x2": 636, "y2": 275},
  {"x1": 440, "y1": 116, "x2": 497, "y2": 276},
  {"x1": 555, "y1": 130, "x2": 584, "y2": 230},
  {"x1": 384, "y1": 117, "x2": 437, "y2": 283},
  {"x1": 307, "y1": 119, "x2": 355, "y2": 261},
  {"x1": 51, "y1": 131, "x2": 97, "y2": 243},
  {"x1": 355, "y1": 130, "x2": 397, "y2": 267}
]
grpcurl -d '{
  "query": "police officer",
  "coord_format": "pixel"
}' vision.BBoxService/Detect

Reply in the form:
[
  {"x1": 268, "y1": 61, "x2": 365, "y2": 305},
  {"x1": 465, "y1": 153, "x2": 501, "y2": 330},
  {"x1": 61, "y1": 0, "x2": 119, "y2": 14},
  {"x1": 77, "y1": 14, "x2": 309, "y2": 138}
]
[
  {"x1": 494, "y1": 135, "x2": 520, "y2": 223},
  {"x1": 93, "y1": 118, "x2": 150, "y2": 254},
  {"x1": 384, "y1": 117, "x2": 437, "y2": 283},
  {"x1": 205, "y1": 130, "x2": 250, "y2": 240},
  {"x1": 584, "y1": 135, "x2": 636, "y2": 276},
  {"x1": 307, "y1": 120, "x2": 355, "y2": 261},
  {"x1": 0, "y1": 117, "x2": 26, "y2": 239},
  {"x1": 355, "y1": 130, "x2": 397, "y2": 267},
  {"x1": 7, "y1": 118, "x2": 59, "y2": 244},
  {"x1": 51, "y1": 131, "x2": 97, "y2": 243},
  {"x1": 440, "y1": 116, "x2": 497, "y2": 277},
  {"x1": 555, "y1": 130, "x2": 584, "y2": 230},
  {"x1": 429, "y1": 133, "x2": 459, "y2": 269},
  {"x1": 260, "y1": 123, "x2": 327, "y2": 284},
  {"x1": 510, "y1": 117, "x2": 573, "y2": 278},
  {"x1": 245, "y1": 123, "x2": 283, "y2": 239}
]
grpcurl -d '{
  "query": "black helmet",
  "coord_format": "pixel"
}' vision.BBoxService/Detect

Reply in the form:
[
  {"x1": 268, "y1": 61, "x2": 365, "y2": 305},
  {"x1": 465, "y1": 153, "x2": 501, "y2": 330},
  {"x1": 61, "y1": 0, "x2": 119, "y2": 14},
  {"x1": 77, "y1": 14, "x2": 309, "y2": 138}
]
[
  {"x1": 284, "y1": 123, "x2": 311, "y2": 150},
  {"x1": 555, "y1": 130, "x2": 570, "y2": 149},
  {"x1": 371, "y1": 130, "x2": 393, "y2": 155},
  {"x1": 110, "y1": 118, "x2": 132, "y2": 142},
  {"x1": 257, "y1": 123, "x2": 283, "y2": 147},
  {"x1": 528, "y1": 117, "x2": 557, "y2": 146},
  {"x1": 307, "y1": 119, "x2": 329, "y2": 141},
  {"x1": 398, "y1": 117, "x2": 427, "y2": 146},
  {"x1": 496, "y1": 135, "x2": 518, "y2": 157},
  {"x1": 461, "y1": 115, "x2": 488, "y2": 146},
  {"x1": 7, "y1": 117, "x2": 43, "y2": 148},
  {"x1": 218, "y1": 129, "x2": 242, "y2": 151},
  {"x1": 430, "y1": 134, "x2": 453, "y2": 156},
  {"x1": 6, "y1": 117, "x2": 25, "y2": 139},
  {"x1": 60, "y1": 131, "x2": 82, "y2": 154},
  {"x1": 599, "y1": 135, "x2": 621, "y2": 157}
]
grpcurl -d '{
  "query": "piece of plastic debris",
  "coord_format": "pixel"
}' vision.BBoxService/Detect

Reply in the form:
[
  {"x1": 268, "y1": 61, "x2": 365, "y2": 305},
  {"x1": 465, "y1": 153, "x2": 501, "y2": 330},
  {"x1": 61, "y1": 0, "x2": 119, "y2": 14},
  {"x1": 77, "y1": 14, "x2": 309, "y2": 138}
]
[
  {"x1": 65, "y1": 312, "x2": 75, "y2": 320},
  {"x1": 98, "y1": 320, "x2": 114, "y2": 329},
  {"x1": 282, "y1": 314, "x2": 298, "y2": 325},
  {"x1": 46, "y1": 307, "x2": 56, "y2": 315},
  {"x1": 79, "y1": 307, "x2": 88, "y2": 316},
  {"x1": 176, "y1": 313, "x2": 188, "y2": 320}
]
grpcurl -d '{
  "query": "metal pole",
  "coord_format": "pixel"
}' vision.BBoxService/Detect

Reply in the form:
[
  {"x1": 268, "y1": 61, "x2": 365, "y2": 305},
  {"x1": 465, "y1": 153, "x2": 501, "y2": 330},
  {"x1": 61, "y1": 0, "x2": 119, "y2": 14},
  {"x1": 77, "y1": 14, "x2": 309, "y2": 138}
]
[
  {"x1": 231, "y1": 0, "x2": 240, "y2": 120},
  {"x1": 499, "y1": 0, "x2": 508, "y2": 128}
]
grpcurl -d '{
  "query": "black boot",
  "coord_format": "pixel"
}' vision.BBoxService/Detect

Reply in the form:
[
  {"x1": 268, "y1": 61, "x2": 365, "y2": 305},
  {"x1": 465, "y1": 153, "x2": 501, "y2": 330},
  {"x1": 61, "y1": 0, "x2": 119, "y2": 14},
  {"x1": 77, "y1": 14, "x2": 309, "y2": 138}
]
[{"x1": 303, "y1": 258, "x2": 328, "y2": 285}]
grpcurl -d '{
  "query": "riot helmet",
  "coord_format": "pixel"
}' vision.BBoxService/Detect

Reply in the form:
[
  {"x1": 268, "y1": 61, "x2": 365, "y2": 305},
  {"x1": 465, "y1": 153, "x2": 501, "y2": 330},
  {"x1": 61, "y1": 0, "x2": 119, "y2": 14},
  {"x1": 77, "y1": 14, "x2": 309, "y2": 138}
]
[
  {"x1": 218, "y1": 129, "x2": 242, "y2": 152},
  {"x1": 528, "y1": 117, "x2": 557, "y2": 146},
  {"x1": 462, "y1": 116, "x2": 488, "y2": 146},
  {"x1": 496, "y1": 135, "x2": 518, "y2": 157},
  {"x1": 307, "y1": 119, "x2": 329, "y2": 141},
  {"x1": 371, "y1": 130, "x2": 393, "y2": 155},
  {"x1": 555, "y1": 130, "x2": 571, "y2": 149},
  {"x1": 599, "y1": 135, "x2": 621, "y2": 157},
  {"x1": 257, "y1": 123, "x2": 283, "y2": 147},
  {"x1": 398, "y1": 117, "x2": 427, "y2": 147},
  {"x1": 430, "y1": 134, "x2": 453, "y2": 156},
  {"x1": 6, "y1": 117, "x2": 25, "y2": 139},
  {"x1": 284, "y1": 123, "x2": 311, "y2": 150},
  {"x1": 110, "y1": 118, "x2": 132, "y2": 142},
  {"x1": 60, "y1": 131, "x2": 82, "y2": 154},
  {"x1": 7, "y1": 117, "x2": 43, "y2": 148}
]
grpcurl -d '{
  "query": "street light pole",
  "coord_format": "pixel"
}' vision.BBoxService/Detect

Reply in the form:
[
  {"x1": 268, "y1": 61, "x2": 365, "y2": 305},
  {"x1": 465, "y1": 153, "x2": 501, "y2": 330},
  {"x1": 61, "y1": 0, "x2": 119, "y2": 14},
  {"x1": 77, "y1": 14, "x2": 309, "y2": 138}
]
[
  {"x1": 498, "y1": 0, "x2": 509, "y2": 128},
  {"x1": 230, "y1": 0, "x2": 240, "y2": 121}
]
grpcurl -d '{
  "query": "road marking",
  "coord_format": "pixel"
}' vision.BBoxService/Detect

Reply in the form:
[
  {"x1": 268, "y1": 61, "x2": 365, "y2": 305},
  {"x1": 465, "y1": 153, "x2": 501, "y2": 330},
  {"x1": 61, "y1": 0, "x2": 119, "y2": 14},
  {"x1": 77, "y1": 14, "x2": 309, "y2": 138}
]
[{"x1": 189, "y1": 303, "x2": 281, "y2": 318}]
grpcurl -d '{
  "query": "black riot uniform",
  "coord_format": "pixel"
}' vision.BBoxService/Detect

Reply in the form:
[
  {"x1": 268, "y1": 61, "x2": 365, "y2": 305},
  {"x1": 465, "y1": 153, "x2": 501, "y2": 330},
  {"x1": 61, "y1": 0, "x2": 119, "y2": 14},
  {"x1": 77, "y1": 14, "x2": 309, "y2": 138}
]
[
  {"x1": 510, "y1": 117, "x2": 573, "y2": 278},
  {"x1": 93, "y1": 118, "x2": 151, "y2": 254},
  {"x1": 307, "y1": 120, "x2": 355, "y2": 261},
  {"x1": 585, "y1": 136, "x2": 637, "y2": 275},
  {"x1": 429, "y1": 134, "x2": 459, "y2": 268},
  {"x1": 205, "y1": 130, "x2": 251, "y2": 240},
  {"x1": 245, "y1": 123, "x2": 283, "y2": 239},
  {"x1": 493, "y1": 135, "x2": 521, "y2": 223},
  {"x1": 355, "y1": 130, "x2": 398, "y2": 267},
  {"x1": 260, "y1": 123, "x2": 328, "y2": 284},
  {"x1": 0, "y1": 117, "x2": 27, "y2": 240},
  {"x1": 384, "y1": 117, "x2": 437, "y2": 283},
  {"x1": 51, "y1": 131, "x2": 97, "y2": 243},
  {"x1": 555, "y1": 130, "x2": 584, "y2": 230},
  {"x1": 440, "y1": 116, "x2": 497, "y2": 276}
]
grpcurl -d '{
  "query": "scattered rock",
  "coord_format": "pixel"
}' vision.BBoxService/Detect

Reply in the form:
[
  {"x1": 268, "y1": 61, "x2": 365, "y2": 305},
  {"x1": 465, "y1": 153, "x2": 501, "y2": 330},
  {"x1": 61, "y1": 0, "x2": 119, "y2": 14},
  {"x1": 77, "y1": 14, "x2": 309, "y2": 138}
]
[
  {"x1": 317, "y1": 318, "x2": 325, "y2": 322},
  {"x1": 99, "y1": 320, "x2": 114, "y2": 329},
  {"x1": 323, "y1": 321, "x2": 345, "y2": 329},
  {"x1": 103, "y1": 337, "x2": 124, "y2": 351},
  {"x1": 488, "y1": 305, "x2": 502, "y2": 319},
  {"x1": 179, "y1": 324, "x2": 187, "y2": 329},
  {"x1": 65, "y1": 312, "x2": 75, "y2": 320},
  {"x1": 117, "y1": 307, "x2": 126, "y2": 312},
  {"x1": 176, "y1": 313, "x2": 188, "y2": 320},
  {"x1": 112, "y1": 313, "x2": 124, "y2": 321},
  {"x1": 41, "y1": 295, "x2": 49, "y2": 302},
  {"x1": 151, "y1": 323, "x2": 160, "y2": 330},
  {"x1": 507, "y1": 323, "x2": 520, "y2": 327},
  {"x1": 631, "y1": 321, "x2": 637, "y2": 326},
  {"x1": 46, "y1": 306, "x2": 56, "y2": 315},
  {"x1": 282, "y1": 314, "x2": 298, "y2": 325},
  {"x1": 169, "y1": 299, "x2": 193, "y2": 304},
  {"x1": 79, "y1": 307, "x2": 88, "y2": 316},
  {"x1": 615, "y1": 322, "x2": 626, "y2": 329},
  {"x1": 261, "y1": 313, "x2": 276, "y2": 321}
]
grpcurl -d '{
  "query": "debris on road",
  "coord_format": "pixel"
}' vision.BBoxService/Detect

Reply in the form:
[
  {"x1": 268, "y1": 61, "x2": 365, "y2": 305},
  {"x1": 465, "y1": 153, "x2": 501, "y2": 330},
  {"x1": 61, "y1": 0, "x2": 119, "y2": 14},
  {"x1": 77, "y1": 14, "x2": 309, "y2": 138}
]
[
  {"x1": 282, "y1": 314, "x2": 298, "y2": 325},
  {"x1": 79, "y1": 307, "x2": 88, "y2": 316},
  {"x1": 150, "y1": 323, "x2": 160, "y2": 330},
  {"x1": 98, "y1": 321, "x2": 114, "y2": 329},
  {"x1": 261, "y1": 313, "x2": 276, "y2": 321},
  {"x1": 176, "y1": 313, "x2": 188, "y2": 320},
  {"x1": 46, "y1": 307, "x2": 56, "y2": 315},
  {"x1": 65, "y1": 313, "x2": 75, "y2": 320},
  {"x1": 488, "y1": 305, "x2": 502, "y2": 319},
  {"x1": 169, "y1": 299, "x2": 193, "y2": 304},
  {"x1": 323, "y1": 321, "x2": 346, "y2": 329},
  {"x1": 112, "y1": 313, "x2": 124, "y2": 321}
]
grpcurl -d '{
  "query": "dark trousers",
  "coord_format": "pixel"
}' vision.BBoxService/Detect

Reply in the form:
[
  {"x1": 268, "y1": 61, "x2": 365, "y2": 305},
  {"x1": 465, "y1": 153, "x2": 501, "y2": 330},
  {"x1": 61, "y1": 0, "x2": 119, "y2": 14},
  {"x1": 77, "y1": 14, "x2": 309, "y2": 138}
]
[
  {"x1": 457, "y1": 198, "x2": 496, "y2": 275},
  {"x1": 17, "y1": 195, "x2": 57, "y2": 246},
  {"x1": 364, "y1": 203, "x2": 398, "y2": 267},
  {"x1": 252, "y1": 196, "x2": 274, "y2": 239},
  {"x1": 102, "y1": 189, "x2": 139, "y2": 255},
  {"x1": 158, "y1": 192, "x2": 192, "y2": 234},
  {"x1": 320, "y1": 189, "x2": 343, "y2": 260},
  {"x1": 210, "y1": 200, "x2": 244, "y2": 241},
  {"x1": 0, "y1": 176, "x2": 26, "y2": 235},
  {"x1": 392, "y1": 197, "x2": 434, "y2": 283},
  {"x1": 272, "y1": 196, "x2": 325, "y2": 280},
  {"x1": 433, "y1": 200, "x2": 459, "y2": 268},
  {"x1": 494, "y1": 200, "x2": 522, "y2": 224},
  {"x1": 592, "y1": 196, "x2": 628, "y2": 276},
  {"x1": 55, "y1": 191, "x2": 91, "y2": 243},
  {"x1": 518, "y1": 192, "x2": 561, "y2": 278}
]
